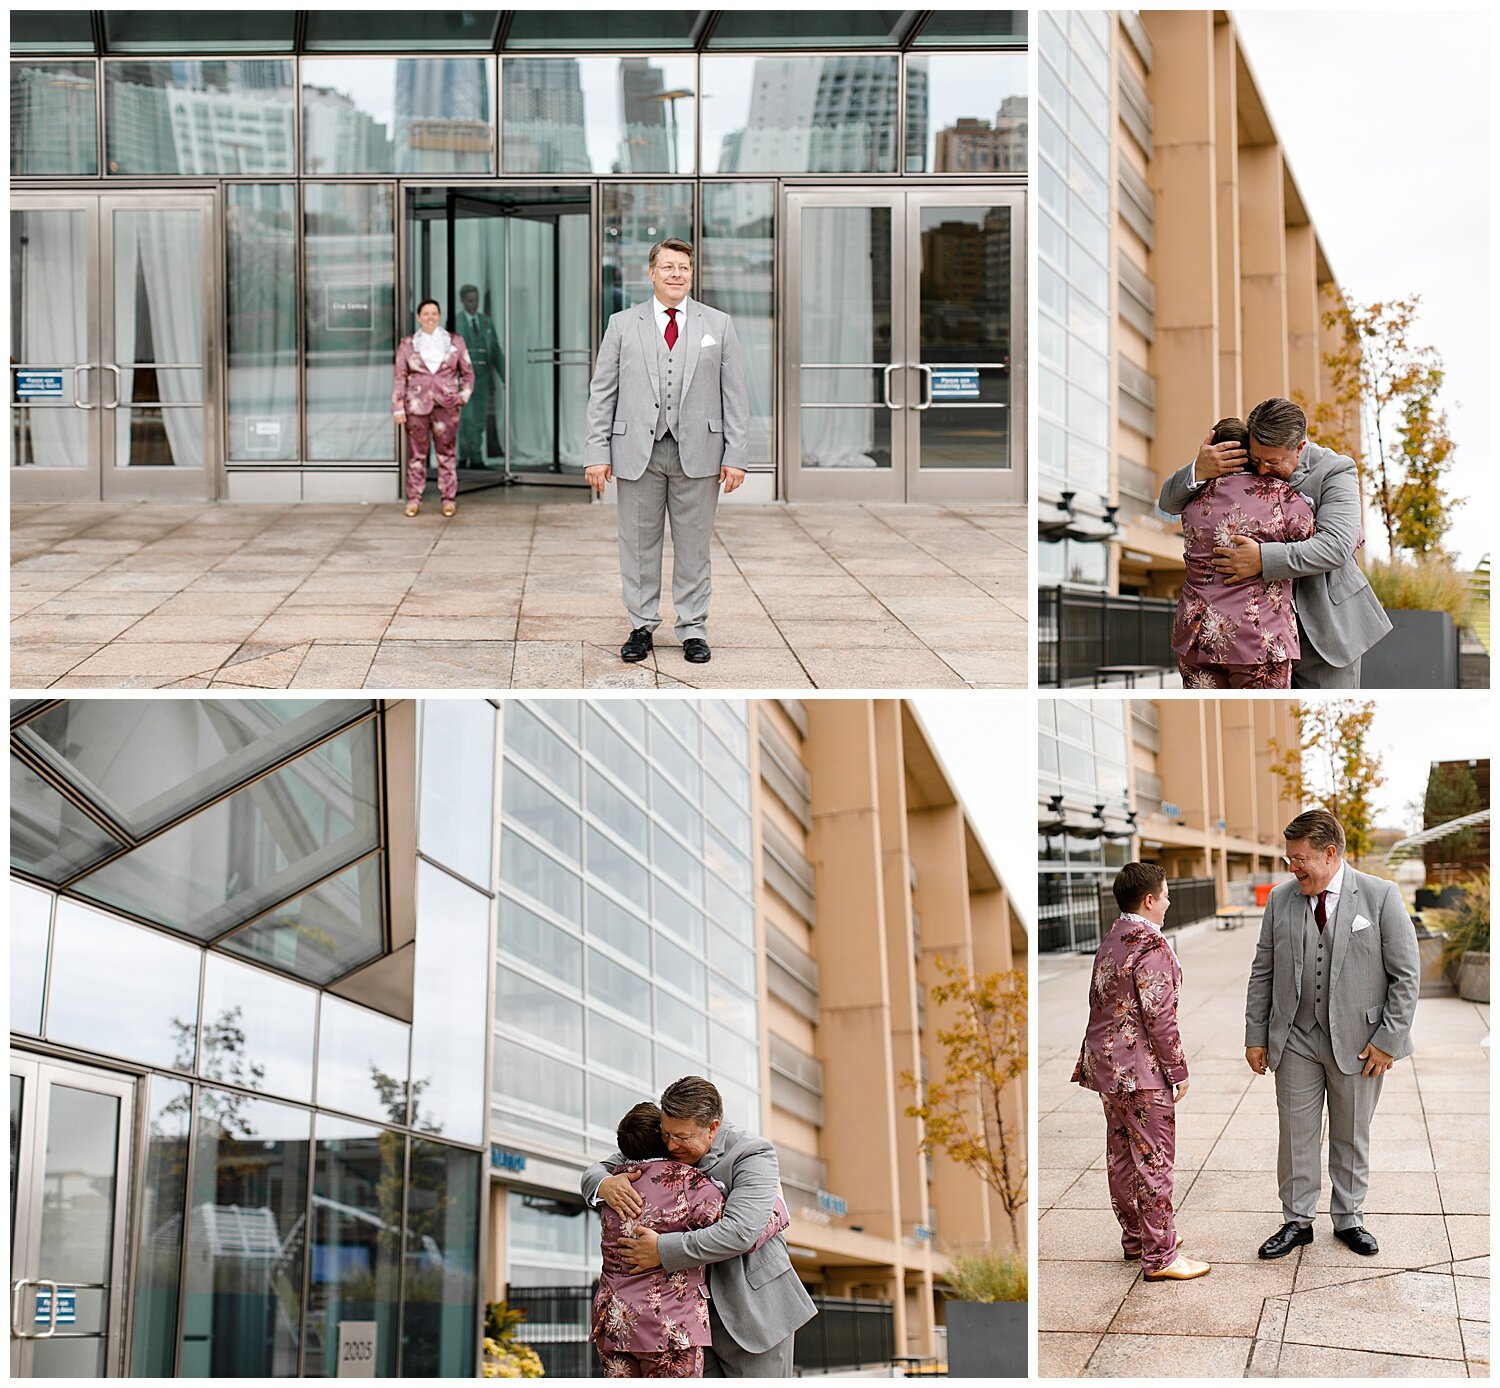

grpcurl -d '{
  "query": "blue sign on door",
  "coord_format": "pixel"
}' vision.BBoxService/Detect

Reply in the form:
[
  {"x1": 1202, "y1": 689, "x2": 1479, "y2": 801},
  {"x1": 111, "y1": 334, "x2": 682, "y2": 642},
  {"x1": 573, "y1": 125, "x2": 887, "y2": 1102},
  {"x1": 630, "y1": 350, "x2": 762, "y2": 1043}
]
[
  {"x1": 34, "y1": 1288, "x2": 77, "y2": 1325},
  {"x1": 16, "y1": 370, "x2": 66, "y2": 399},
  {"x1": 930, "y1": 369, "x2": 981, "y2": 400}
]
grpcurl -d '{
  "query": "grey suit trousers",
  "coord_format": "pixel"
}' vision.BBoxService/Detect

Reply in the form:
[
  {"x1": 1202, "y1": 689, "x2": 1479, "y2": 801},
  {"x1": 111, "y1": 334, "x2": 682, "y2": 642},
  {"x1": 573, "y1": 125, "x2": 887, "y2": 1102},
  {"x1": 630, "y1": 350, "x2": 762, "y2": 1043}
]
[
  {"x1": 1275, "y1": 1021, "x2": 1382, "y2": 1229},
  {"x1": 616, "y1": 432, "x2": 719, "y2": 642},
  {"x1": 703, "y1": 1302, "x2": 795, "y2": 1378},
  {"x1": 1292, "y1": 617, "x2": 1362, "y2": 689}
]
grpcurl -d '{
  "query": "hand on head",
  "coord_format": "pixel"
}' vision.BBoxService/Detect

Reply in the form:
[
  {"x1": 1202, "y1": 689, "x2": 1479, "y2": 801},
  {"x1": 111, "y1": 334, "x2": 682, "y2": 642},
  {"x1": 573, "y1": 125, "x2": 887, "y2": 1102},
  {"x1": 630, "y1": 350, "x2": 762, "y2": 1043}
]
[{"x1": 1197, "y1": 429, "x2": 1249, "y2": 479}]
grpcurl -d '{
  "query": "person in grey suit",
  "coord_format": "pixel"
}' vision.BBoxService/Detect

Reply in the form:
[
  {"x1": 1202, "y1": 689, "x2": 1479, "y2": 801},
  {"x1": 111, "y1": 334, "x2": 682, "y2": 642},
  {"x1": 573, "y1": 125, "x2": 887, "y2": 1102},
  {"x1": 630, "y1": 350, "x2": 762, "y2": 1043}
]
[
  {"x1": 1158, "y1": 397, "x2": 1392, "y2": 687},
  {"x1": 582, "y1": 1075, "x2": 816, "y2": 1376},
  {"x1": 1245, "y1": 808, "x2": 1420, "y2": 1260},
  {"x1": 584, "y1": 238, "x2": 749, "y2": 666},
  {"x1": 455, "y1": 283, "x2": 504, "y2": 468}
]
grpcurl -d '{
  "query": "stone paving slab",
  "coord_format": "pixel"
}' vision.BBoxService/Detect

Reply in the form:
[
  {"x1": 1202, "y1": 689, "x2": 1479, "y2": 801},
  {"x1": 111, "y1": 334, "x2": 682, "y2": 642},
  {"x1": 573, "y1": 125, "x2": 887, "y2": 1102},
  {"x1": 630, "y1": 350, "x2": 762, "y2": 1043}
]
[
  {"x1": 1039, "y1": 911, "x2": 1490, "y2": 1378},
  {"x1": 11, "y1": 499, "x2": 1026, "y2": 689}
]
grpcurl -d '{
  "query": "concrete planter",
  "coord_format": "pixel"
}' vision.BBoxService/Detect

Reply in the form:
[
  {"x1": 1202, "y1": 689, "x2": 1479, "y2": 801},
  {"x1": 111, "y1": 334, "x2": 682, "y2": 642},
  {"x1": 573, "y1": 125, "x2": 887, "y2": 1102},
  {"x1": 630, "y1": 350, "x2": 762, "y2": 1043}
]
[
  {"x1": 1364, "y1": 609, "x2": 1460, "y2": 688},
  {"x1": 1453, "y1": 951, "x2": 1490, "y2": 1003},
  {"x1": 946, "y1": 1301, "x2": 1027, "y2": 1378}
]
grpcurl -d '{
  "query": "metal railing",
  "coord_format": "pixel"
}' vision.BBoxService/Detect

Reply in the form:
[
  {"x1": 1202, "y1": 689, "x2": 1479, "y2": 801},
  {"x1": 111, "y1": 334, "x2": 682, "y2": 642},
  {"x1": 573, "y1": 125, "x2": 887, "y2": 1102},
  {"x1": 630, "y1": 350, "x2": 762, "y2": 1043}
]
[
  {"x1": 1040, "y1": 875, "x2": 1218, "y2": 953},
  {"x1": 505, "y1": 1285, "x2": 597, "y2": 1377},
  {"x1": 1038, "y1": 586, "x2": 1177, "y2": 686},
  {"x1": 794, "y1": 1296, "x2": 896, "y2": 1375}
]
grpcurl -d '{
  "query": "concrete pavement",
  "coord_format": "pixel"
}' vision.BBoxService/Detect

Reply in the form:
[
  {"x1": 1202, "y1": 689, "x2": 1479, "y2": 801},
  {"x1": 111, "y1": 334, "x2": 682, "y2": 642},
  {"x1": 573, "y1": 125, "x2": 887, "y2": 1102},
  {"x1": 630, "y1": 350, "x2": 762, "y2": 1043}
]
[
  {"x1": 1037, "y1": 908, "x2": 1490, "y2": 1378},
  {"x1": 10, "y1": 499, "x2": 1027, "y2": 690}
]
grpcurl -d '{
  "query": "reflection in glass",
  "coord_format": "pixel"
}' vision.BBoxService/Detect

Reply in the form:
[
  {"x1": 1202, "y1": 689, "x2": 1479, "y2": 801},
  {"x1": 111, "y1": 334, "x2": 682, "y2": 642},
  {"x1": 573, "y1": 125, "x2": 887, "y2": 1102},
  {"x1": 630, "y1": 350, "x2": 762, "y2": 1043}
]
[
  {"x1": 909, "y1": 55, "x2": 1027, "y2": 173},
  {"x1": 10, "y1": 754, "x2": 124, "y2": 882},
  {"x1": 588, "y1": 949, "x2": 650, "y2": 1025},
  {"x1": 11, "y1": 62, "x2": 98, "y2": 174},
  {"x1": 501, "y1": 833, "x2": 581, "y2": 921},
  {"x1": 495, "y1": 1039, "x2": 584, "y2": 1122},
  {"x1": 703, "y1": 56, "x2": 899, "y2": 174},
  {"x1": 181, "y1": 1091, "x2": 310, "y2": 1377},
  {"x1": 914, "y1": 11, "x2": 1029, "y2": 45},
  {"x1": 306, "y1": 1117, "x2": 402, "y2": 1378},
  {"x1": 74, "y1": 719, "x2": 381, "y2": 943},
  {"x1": 302, "y1": 59, "x2": 493, "y2": 175},
  {"x1": 420, "y1": 700, "x2": 495, "y2": 887},
  {"x1": 130, "y1": 1076, "x2": 193, "y2": 1377},
  {"x1": 103, "y1": 12, "x2": 297, "y2": 51},
  {"x1": 505, "y1": 11, "x2": 698, "y2": 49},
  {"x1": 654, "y1": 878, "x2": 705, "y2": 949},
  {"x1": 104, "y1": 62, "x2": 295, "y2": 175},
  {"x1": 587, "y1": 888, "x2": 650, "y2": 957},
  {"x1": 221, "y1": 856, "x2": 386, "y2": 986},
  {"x1": 600, "y1": 183, "x2": 694, "y2": 320},
  {"x1": 588, "y1": 1009, "x2": 652, "y2": 1082},
  {"x1": 304, "y1": 184, "x2": 396, "y2": 461},
  {"x1": 506, "y1": 703, "x2": 580, "y2": 795},
  {"x1": 401, "y1": 1141, "x2": 480, "y2": 1378},
  {"x1": 590, "y1": 1072, "x2": 649, "y2": 1133},
  {"x1": 497, "y1": 966, "x2": 582, "y2": 1052},
  {"x1": 499, "y1": 897, "x2": 582, "y2": 987},
  {"x1": 47, "y1": 900, "x2": 201, "y2": 1070},
  {"x1": 228, "y1": 185, "x2": 299, "y2": 460},
  {"x1": 410, "y1": 863, "x2": 490, "y2": 1144},
  {"x1": 17, "y1": 698, "x2": 371, "y2": 837},
  {"x1": 655, "y1": 988, "x2": 706, "y2": 1053},
  {"x1": 505, "y1": 761, "x2": 581, "y2": 863},
  {"x1": 305, "y1": 12, "x2": 497, "y2": 51},
  {"x1": 587, "y1": 765, "x2": 648, "y2": 856},
  {"x1": 799, "y1": 205, "x2": 893, "y2": 469},
  {"x1": 502, "y1": 57, "x2": 695, "y2": 175},
  {"x1": 707, "y1": 11, "x2": 910, "y2": 46},
  {"x1": 199, "y1": 954, "x2": 316, "y2": 1102},
  {"x1": 317, "y1": 996, "x2": 410, "y2": 1126},
  {"x1": 587, "y1": 826, "x2": 647, "y2": 903},
  {"x1": 10, "y1": 878, "x2": 52, "y2": 1034},
  {"x1": 11, "y1": 12, "x2": 95, "y2": 50}
]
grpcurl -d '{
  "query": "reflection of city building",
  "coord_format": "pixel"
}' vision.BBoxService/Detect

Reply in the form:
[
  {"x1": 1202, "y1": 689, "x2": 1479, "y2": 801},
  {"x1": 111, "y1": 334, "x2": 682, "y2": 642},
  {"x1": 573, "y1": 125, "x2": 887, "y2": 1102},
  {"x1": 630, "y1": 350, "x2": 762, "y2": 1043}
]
[
  {"x1": 934, "y1": 96, "x2": 1027, "y2": 173},
  {"x1": 502, "y1": 56, "x2": 589, "y2": 172},
  {"x1": 397, "y1": 58, "x2": 493, "y2": 160},
  {"x1": 1037, "y1": 13, "x2": 1359, "y2": 679},
  {"x1": 11, "y1": 63, "x2": 97, "y2": 174},
  {"x1": 1039, "y1": 698, "x2": 1298, "y2": 952},
  {"x1": 616, "y1": 57, "x2": 673, "y2": 173}
]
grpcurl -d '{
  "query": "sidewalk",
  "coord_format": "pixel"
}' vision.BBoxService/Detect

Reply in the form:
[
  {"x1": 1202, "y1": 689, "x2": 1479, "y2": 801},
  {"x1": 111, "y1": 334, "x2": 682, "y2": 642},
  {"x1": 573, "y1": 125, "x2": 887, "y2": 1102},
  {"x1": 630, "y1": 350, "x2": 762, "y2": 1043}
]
[
  {"x1": 1037, "y1": 913, "x2": 1490, "y2": 1378},
  {"x1": 10, "y1": 499, "x2": 1027, "y2": 690}
]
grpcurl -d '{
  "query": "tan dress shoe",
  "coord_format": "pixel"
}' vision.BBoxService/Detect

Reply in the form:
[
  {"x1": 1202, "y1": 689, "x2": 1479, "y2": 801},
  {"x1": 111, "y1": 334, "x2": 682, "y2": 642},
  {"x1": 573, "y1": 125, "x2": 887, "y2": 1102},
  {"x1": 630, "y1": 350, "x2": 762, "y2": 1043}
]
[
  {"x1": 405, "y1": 502, "x2": 421, "y2": 517},
  {"x1": 1143, "y1": 1253, "x2": 1211, "y2": 1281},
  {"x1": 442, "y1": 501, "x2": 457, "y2": 517},
  {"x1": 1125, "y1": 1234, "x2": 1183, "y2": 1261}
]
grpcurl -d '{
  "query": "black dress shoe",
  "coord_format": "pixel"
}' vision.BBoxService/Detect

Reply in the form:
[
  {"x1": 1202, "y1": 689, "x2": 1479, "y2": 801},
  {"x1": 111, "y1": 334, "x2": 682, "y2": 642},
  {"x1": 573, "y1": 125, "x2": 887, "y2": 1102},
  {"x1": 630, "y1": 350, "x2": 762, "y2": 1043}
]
[
  {"x1": 620, "y1": 627, "x2": 654, "y2": 663},
  {"x1": 1334, "y1": 1226, "x2": 1379, "y2": 1256},
  {"x1": 682, "y1": 638, "x2": 711, "y2": 664},
  {"x1": 1258, "y1": 1222, "x2": 1313, "y2": 1259}
]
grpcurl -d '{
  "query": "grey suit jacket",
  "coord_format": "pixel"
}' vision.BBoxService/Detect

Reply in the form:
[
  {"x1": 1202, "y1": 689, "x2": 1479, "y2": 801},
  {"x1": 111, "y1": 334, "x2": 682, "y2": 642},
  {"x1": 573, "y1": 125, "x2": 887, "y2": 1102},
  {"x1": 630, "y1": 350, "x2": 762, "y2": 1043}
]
[
  {"x1": 582, "y1": 1123, "x2": 816, "y2": 1354},
  {"x1": 1245, "y1": 866, "x2": 1420, "y2": 1074},
  {"x1": 1158, "y1": 441, "x2": 1392, "y2": 668},
  {"x1": 584, "y1": 297, "x2": 750, "y2": 481}
]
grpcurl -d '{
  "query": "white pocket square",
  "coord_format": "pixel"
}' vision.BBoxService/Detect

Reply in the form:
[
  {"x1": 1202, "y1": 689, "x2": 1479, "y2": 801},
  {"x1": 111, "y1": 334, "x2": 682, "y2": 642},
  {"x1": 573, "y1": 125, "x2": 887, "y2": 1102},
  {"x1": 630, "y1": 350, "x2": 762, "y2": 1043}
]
[
  {"x1": 1351, "y1": 914, "x2": 1373, "y2": 932},
  {"x1": 700, "y1": 333, "x2": 717, "y2": 347}
]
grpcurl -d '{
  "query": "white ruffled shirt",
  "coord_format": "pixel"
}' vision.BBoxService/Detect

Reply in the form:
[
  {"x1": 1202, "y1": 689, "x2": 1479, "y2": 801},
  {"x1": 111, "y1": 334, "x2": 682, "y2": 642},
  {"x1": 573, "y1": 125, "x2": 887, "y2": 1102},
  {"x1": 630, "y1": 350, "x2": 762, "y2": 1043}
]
[{"x1": 414, "y1": 326, "x2": 450, "y2": 374}]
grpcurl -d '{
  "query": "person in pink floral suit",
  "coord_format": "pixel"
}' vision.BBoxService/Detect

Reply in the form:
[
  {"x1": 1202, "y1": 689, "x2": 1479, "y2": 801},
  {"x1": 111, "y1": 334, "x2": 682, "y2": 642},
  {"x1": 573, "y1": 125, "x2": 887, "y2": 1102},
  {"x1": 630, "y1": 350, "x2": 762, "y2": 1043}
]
[
  {"x1": 1171, "y1": 417, "x2": 1316, "y2": 688},
  {"x1": 392, "y1": 298, "x2": 474, "y2": 517},
  {"x1": 1072, "y1": 863, "x2": 1211, "y2": 1281},
  {"x1": 592, "y1": 1103, "x2": 789, "y2": 1377}
]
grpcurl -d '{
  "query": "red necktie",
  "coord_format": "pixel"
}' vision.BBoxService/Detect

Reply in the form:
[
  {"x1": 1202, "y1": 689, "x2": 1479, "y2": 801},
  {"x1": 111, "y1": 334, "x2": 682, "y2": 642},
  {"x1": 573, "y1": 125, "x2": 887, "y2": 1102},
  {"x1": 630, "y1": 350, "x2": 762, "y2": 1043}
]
[
  {"x1": 1315, "y1": 891, "x2": 1328, "y2": 934},
  {"x1": 664, "y1": 306, "x2": 678, "y2": 350}
]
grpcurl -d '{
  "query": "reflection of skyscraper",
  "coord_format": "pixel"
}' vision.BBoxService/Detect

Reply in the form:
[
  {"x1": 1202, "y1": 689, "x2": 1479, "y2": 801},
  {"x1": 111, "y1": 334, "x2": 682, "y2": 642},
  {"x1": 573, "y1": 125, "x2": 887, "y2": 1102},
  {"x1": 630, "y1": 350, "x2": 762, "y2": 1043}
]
[
  {"x1": 503, "y1": 58, "x2": 588, "y2": 173},
  {"x1": 616, "y1": 58, "x2": 671, "y2": 173},
  {"x1": 11, "y1": 64, "x2": 97, "y2": 174},
  {"x1": 934, "y1": 95, "x2": 1027, "y2": 173},
  {"x1": 395, "y1": 58, "x2": 491, "y2": 165}
]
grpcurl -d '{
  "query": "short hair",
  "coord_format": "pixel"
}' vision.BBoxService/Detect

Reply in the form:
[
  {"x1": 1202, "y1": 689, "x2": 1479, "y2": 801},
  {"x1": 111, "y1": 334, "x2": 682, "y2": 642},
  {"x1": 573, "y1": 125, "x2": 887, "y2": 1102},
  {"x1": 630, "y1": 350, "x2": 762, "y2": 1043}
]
[
  {"x1": 1113, "y1": 861, "x2": 1167, "y2": 915},
  {"x1": 1247, "y1": 397, "x2": 1307, "y2": 450},
  {"x1": 417, "y1": 297, "x2": 441, "y2": 316},
  {"x1": 649, "y1": 238, "x2": 694, "y2": 269},
  {"x1": 659, "y1": 1075, "x2": 722, "y2": 1127},
  {"x1": 1284, "y1": 808, "x2": 1345, "y2": 854},
  {"x1": 458, "y1": 283, "x2": 479, "y2": 298},
  {"x1": 617, "y1": 1102, "x2": 669, "y2": 1161},
  {"x1": 1211, "y1": 416, "x2": 1250, "y2": 451}
]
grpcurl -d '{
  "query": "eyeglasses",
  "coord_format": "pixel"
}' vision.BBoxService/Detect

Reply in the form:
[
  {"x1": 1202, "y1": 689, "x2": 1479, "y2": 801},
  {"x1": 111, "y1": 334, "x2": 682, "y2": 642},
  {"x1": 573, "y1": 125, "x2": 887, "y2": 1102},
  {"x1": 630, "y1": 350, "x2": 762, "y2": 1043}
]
[{"x1": 1281, "y1": 853, "x2": 1327, "y2": 870}]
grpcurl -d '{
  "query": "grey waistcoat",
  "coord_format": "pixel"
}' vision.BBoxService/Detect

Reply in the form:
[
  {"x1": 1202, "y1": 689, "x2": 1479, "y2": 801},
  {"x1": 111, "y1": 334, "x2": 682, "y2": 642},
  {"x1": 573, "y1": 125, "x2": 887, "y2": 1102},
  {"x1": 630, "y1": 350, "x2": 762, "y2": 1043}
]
[
  {"x1": 653, "y1": 319, "x2": 684, "y2": 441},
  {"x1": 1292, "y1": 897, "x2": 1332, "y2": 1033}
]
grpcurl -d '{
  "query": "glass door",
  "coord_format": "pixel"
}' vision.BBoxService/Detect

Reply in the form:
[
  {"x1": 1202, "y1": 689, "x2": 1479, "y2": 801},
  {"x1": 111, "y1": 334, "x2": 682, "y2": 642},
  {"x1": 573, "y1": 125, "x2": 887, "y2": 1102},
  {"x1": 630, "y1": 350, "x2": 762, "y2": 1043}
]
[
  {"x1": 783, "y1": 188, "x2": 1024, "y2": 502},
  {"x1": 9, "y1": 1054, "x2": 136, "y2": 1379},
  {"x1": 406, "y1": 185, "x2": 592, "y2": 491},
  {"x1": 11, "y1": 193, "x2": 216, "y2": 502}
]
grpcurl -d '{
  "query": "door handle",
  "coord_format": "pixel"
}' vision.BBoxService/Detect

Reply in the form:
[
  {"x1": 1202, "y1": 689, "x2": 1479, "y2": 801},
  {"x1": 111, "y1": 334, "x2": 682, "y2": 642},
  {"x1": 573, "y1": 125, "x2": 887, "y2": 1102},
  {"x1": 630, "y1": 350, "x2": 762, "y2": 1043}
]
[
  {"x1": 882, "y1": 363, "x2": 902, "y2": 410},
  {"x1": 35, "y1": 1279, "x2": 61, "y2": 1339},
  {"x1": 912, "y1": 364, "x2": 934, "y2": 411},
  {"x1": 73, "y1": 364, "x2": 96, "y2": 410},
  {"x1": 10, "y1": 1278, "x2": 61, "y2": 1339},
  {"x1": 101, "y1": 363, "x2": 122, "y2": 410}
]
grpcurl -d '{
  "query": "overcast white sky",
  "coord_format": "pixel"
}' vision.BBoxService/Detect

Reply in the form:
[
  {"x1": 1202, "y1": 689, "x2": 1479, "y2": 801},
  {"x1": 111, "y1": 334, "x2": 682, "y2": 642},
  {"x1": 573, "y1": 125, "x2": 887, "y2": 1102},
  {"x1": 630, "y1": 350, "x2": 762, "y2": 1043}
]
[
  {"x1": 1363, "y1": 695, "x2": 1493, "y2": 831},
  {"x1": 1233, "y1": 10, "x2": 1492, "y2": 569}
]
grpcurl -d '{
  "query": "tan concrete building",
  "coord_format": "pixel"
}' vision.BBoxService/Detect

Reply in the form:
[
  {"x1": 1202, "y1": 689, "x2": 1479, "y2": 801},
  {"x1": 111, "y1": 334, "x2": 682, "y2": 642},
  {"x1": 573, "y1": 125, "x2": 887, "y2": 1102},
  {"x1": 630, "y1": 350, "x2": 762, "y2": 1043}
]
[
  {"x1": 1038, "y1": 11, "x2": 1362, "y2": 622},
  {"x1": 757, "y1": 698, "x2": 1027, "y2": 1358}
]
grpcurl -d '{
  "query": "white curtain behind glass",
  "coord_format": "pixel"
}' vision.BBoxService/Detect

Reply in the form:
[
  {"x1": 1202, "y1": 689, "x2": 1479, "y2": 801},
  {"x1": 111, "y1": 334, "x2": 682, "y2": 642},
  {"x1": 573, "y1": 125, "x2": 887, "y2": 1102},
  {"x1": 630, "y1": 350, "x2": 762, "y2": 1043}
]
[
  {"x1": 507, "y1": 218, "x2": 554, "y2": 466},
  {"x1": 15, "y1": 209, "x2": 91, "y2": 467}
]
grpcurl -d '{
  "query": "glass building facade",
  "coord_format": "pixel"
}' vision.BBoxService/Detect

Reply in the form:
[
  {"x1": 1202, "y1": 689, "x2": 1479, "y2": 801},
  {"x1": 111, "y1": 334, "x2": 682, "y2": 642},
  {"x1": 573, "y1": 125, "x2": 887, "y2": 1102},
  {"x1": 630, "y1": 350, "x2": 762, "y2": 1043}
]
[
  {"x1": 9, "y1": 694, "x2": 758, "y2": 1375},
  {"x1": 11, "y1": 11, "x2": 1026, "y2": 506}
]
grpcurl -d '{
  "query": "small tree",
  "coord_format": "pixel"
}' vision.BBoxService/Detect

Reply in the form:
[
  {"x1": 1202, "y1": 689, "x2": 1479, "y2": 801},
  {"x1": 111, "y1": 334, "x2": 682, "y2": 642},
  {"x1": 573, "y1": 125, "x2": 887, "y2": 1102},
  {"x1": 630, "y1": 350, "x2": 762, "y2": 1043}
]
[
  {"x1": 1391, "y1": 384, "x2": 1461, "y2": 554},
  {"x1": 1269, "y1": 701, "x2": 1385, "y2": 863},
  {"x1": 901, "y1": 961, "x2": 1027, "y2": 1246}
]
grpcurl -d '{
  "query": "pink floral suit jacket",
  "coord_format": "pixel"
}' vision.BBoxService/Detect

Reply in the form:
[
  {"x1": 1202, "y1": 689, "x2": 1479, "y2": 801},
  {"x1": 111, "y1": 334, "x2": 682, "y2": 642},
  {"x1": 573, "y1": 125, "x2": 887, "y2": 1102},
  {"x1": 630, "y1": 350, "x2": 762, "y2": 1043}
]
[
  {"x1": 1072, "y1": 916, "x2": 1189, "y2": 1095},
  {"x1": 391, "y1": 333, "x2": 475, "y2": 417},
  {"x1": 592, "y1": 1159, "x2": 790, "y2": 1358}
]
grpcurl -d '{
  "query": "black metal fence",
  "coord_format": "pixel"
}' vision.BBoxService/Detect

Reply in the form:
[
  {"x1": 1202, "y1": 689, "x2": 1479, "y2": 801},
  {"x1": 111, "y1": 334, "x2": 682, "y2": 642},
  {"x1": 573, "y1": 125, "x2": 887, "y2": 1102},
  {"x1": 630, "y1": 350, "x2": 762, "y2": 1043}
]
[
  {"x1": 1039, "y1": 586, "x2": 1177, "y2": 686},
  {"x1": 1040, "y1": 875, "x2": 1218, "y2": 953},
  {"x1": 505, "y1": 1285, "x2": 597, "y2": 1377},
  {"x1": 794, "y1": 1296, "x2": 895, "y2": 1374}
]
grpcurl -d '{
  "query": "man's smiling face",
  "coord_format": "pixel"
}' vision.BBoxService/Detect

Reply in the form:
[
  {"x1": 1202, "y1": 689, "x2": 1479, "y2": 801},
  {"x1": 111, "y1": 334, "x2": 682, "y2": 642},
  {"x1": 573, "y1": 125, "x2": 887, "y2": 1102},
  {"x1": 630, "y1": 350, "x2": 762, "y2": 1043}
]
[{"x1": 1249, "y1": 437, "x2": 1303, "y2": 479}]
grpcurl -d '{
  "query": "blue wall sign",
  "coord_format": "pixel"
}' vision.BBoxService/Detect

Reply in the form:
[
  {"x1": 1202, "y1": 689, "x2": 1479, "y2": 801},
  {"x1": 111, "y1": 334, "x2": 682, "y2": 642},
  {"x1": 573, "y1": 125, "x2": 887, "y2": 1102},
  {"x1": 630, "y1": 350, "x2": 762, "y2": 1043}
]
[
  {"x1": 816, "y1": 1189, "x2": 848, "y2": 1217},
  {"x1": 35, "y1": 1288, "x2": 77, "y2": 1325},
  {"x1": 490, "y1": 1145, "x2": 528, "y2": 1173},
  {"x1": 16, "y1": 370, "x2": 65, "y2": 399},
  {"x1": 929, "y1": 369, "x2": 980, "y2": 400}
]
